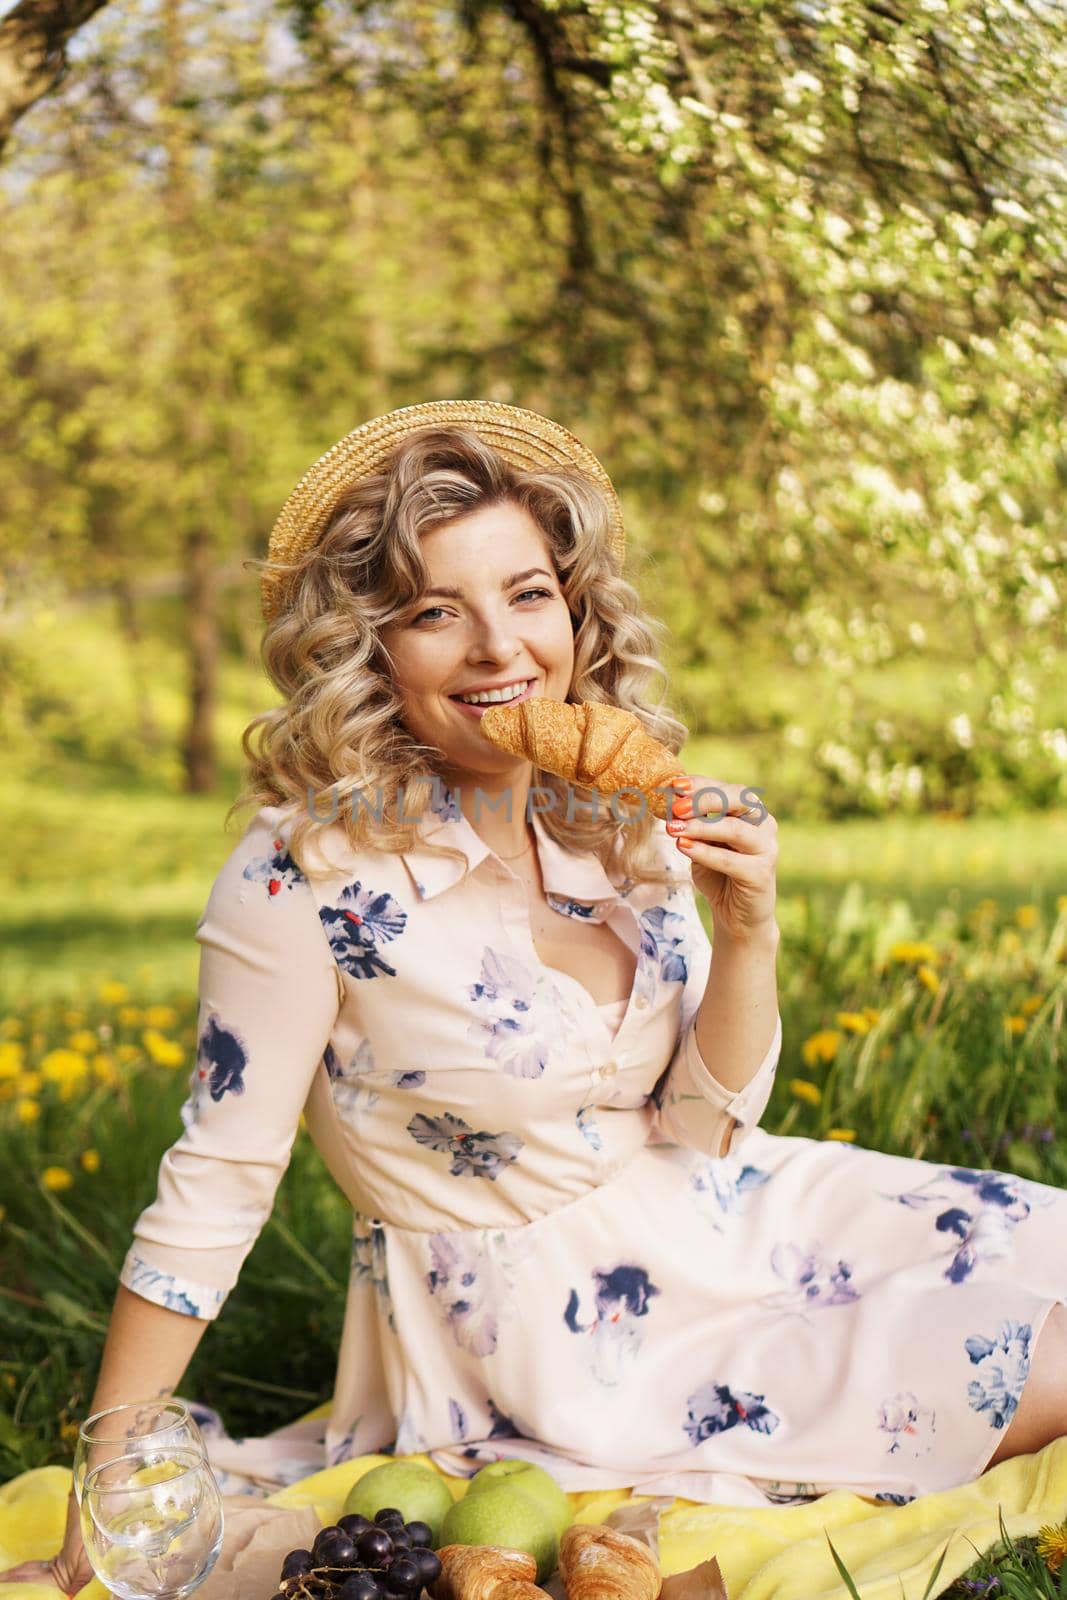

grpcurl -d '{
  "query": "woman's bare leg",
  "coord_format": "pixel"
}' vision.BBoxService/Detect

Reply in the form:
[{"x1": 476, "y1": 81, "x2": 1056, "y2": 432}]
[{"x1": 984, "y1": 1301, "x2": 1067, "y2": 1470}]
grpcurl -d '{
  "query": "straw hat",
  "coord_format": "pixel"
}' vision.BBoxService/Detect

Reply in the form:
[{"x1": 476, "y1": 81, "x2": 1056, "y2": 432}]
[{"x1": 261, "y1": 399, "x2": 626, "y2": 620}]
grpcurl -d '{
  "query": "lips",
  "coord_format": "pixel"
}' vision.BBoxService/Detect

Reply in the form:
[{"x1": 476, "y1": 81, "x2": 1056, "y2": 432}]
[{"x1": 450, "y1": 680, "x2": 538, "y2": 718}]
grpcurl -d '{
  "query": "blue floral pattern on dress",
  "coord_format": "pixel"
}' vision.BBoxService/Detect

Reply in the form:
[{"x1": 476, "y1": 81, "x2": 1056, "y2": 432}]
[
  {"x1": 763, "y1": 1241, "x2": 860, "y2": 1319},
  {"x1": 564, "y1": 1264, "x2": 660, "y2": 1387},
  {"x1": 351, "y1": 1217, "x2": 394, "y2": 1331},
  {"x1": 576, "y1": 1105, "x2": 605, "y2": 1151},
  {"x1": 328, "y1": 1037, "x2": 381, "y2": 1122},
  {"x1": 686, "y1": 1157, "x2": 773, "y2": 1231},
  {"x1": 965, "y1": 1319, "x2": 1032, "y2": 1429},
  {"x1": 448, "y1": 1398, "x2": 468, "y2": 1438},
  {"x1": 880, "y1": 1165, "x2": 1045, "y2": 1284},
  {"x1": 320, "y1": 885, "x2": 407, "y2": 979},
  {"x1": 407, "y1": 1112, "x2": 523, "y2": 1179},
  {"x1": 878, "y1": 1391, "x2": 936, "y2": 1458},
  {"x1": 545, "y1": 894, "x2": 598, "y2": 921},
  {"x1": 424, "y1": 1226, "x2": 532, "y2": 1358},
  {"x1": 466, "y1": 948, "x2": 571, "y2": 1078},
  {"x1": 242, "y1": 839, "x2": 305, "y2": 897},
  {"x1": 195, "y1": 1013, "x2": 248, "y2": 1104},
  {"x1": 684, "y1": 1381, "x2": 781, "y2": 1443},
  {"x1": 122, "y1": 1252, "x2": 225, "y2": 1319}
]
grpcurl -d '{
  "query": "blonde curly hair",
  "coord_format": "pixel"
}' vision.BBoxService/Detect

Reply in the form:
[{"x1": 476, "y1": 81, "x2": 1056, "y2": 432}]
[{"x1": 231, "y1": 425, "x2": 689, "y2": 888}]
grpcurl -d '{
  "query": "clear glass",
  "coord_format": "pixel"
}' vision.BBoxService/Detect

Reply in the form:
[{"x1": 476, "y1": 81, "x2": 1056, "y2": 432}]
[
  {"x1": 79, "y1": 1448, "x2": 224, "y2": 1599},
  {"x1": 74, "y1": 1401, "x2": 205, "y2": 1505}
]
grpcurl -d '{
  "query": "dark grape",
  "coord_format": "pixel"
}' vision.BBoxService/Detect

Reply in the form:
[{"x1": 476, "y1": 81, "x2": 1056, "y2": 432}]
[
  {"x1": 339, "y1": 1514, "x2": 375, "y2": 1540},
  {"x1": 313, "y1": 1527, "x2": 359, "y2": 1567},
  {"x1": 281, "y1": 1548, "x2": 315, "y2": 1579},
  {"x1": 415, "y1": 1549, "x2": 442, "y2": 1585},
  {"x1": 338, "y1": 1574, "x2": 383, "y2": 1600},
  {"x1": 404, "y1": 1522, "x2": 433, "y2": 1549},
  {"x1": 357, "y1": 1527, "x2": 395, "y2": 1567},
  {"x1": 374, "y1": 1508, "x2": 404, "y2": 1526},
  {"x1": 385, "y1": 1554, "x2": 424, "y2": 1596},
  {"x1": 389, "y1": 1529, "x2": 413, "y2": 1553}
]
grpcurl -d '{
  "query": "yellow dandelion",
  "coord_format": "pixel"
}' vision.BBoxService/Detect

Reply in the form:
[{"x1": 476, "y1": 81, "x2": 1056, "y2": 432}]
[
  {"x1": 1003, "y1": 1015, "x2": 1027, "y2": 1035},
  {"x1": 61, "y1": 1010, "x2": 84, "y2": 1028},
  {"x1": 0, "y1": 1018, "x2": 23, "y2": 1037},
  {"x1": 1020, "y1": 995, "x2": 1045, "y2": 1017},
  {"x1": 93, "y1": 1054, "x2": 118, "y2": 1085},
  {"x1": 826, "y1": 1128, "x2": 856, "y2": 1142},
  {"x1": 862, "y1": 1007, "x2": 881, "y2": 1024},
  {"x1": 98, "y1": 981, "x2": 129, "y2": 1006},
  {"x1": 1057, "y1": 895, "x2": 1067, "y2": 915},
  {"x1": 68, "y1": 1029, "x2": 99, "y2": 1054},
  {"x1": 80, "y1": 1149, "x2": 101, "y2": 1174},
  {"x1": 889, "y1": 941, "x2": 938, "y2": 964},
  {"x1": 117, "y1": 1007, "x2": 143, "y2": 1026},
  {"x1": 0, "y1": 1042, "x2": 24, "y2": 1079},
  {"x1": 41, "y1": 1050, "x2": 90, "y2": 1088},
  {"x1": 116, "y1": 1044, "x2": 141, "y2": 1063},
  {"x1": 1036, "y1": 1518, "x2": 1067, "y2": 1574},
  {"x1": 59, "y1": 1421, "x2": 80, "y2": 1444},
  {"x1": 16, "y1": 1098, "x2": 40, "y2": 1124},
  {"x1": 835, "y1": 1012, "x2": 871, "y2": 1035},
  {"x1": 143, "y1": 1005, "x2": 178, "y2": 1029},
  {"x1": 917, "y1": 964, "x2": 940, "y2": 994},
  {"x1": 0, "y1": 1082, "x2": 14, "y2": 1102},
  {"x1": 142, "y1": 1029, "x2": 184, "y2": 1068},
  {"x1": 1014, "y1": 904, "x2": 1039, "y2": 930},
  {"x1": 1001, "y1": 930, "x2": 1021, "y2": 953},
  {"x1": 42, "y1": 1166, "x2": 74, "y2": 1192},
  {"x1": 790, "y1": 1078, "x2": 822, "y2": 1106},
  {"x1": 801, "y1": 1030, "x2": 842, "y2": 1068},
  {"x1": 16, "y1": 1071, "x2": 41, "y2": 1095}
]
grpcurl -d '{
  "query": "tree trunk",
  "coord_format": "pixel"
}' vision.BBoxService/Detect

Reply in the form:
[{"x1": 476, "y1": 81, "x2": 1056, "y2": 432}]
[
  {"x1": 112, "y1": 571, "x2": 161, "y2": 747},
  {"x1": 181, "y1": 524, "x2": 218, "y2": 793}
]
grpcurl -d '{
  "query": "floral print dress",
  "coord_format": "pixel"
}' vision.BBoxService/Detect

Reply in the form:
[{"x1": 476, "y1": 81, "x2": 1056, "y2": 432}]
[{"x1": 121, "y1": 790, "x2": 1067, "y2": 1508}]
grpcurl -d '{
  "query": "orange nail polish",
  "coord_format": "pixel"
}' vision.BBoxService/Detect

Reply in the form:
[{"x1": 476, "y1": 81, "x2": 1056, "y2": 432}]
[{"x1": 672, "y1": 797, "x2": 693, "y2": 820}]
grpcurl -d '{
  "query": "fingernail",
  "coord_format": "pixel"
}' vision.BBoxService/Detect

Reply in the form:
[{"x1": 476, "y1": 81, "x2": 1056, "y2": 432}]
[
  {"x1": 666, "y1": 820, "x2": 686, "y2": 834},
  {"x1": 672, "y1": 797, "x2": 693, "y2": 820},
  {"x1": 672, "y1": 775, "x2": 692, "y2": 792}
]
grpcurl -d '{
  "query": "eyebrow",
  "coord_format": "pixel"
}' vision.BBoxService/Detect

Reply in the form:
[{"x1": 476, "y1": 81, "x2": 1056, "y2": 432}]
[{"x1": 420, "y1": 567, "x2": 554, "y2": 599}]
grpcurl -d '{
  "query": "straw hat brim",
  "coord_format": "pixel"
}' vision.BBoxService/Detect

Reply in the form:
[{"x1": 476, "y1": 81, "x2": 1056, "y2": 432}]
[{"x1": 261, "y1": 399, "x2": 626, "y2": 620}]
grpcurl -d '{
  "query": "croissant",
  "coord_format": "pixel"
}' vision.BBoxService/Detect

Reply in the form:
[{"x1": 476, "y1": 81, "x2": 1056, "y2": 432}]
[
  {"x1": 478, "y1": 700, "x2": 686, "y2": 821},
  {"x1": 557, "y1": 1524, "x2": 662, "y2": 1600},
  {"x1": 432, "y1": 1543, "x2": 546, "y2": 1600}
]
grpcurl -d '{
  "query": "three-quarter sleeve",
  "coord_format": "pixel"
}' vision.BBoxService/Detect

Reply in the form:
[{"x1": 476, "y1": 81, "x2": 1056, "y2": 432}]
[
  {"x1": 119, "y1": 810, "x2": 342, "y2": 1320},
  {"x1": 648, "y1": 865, "x2": 782, "y2": 1160}
]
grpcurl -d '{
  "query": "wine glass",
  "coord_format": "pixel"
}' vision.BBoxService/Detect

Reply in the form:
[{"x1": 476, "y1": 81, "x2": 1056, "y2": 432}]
[
  {"x1": 74, "y1": 1401, "x2": 206, "y2": 1505},
  {"x1": 79, "y1": 1447, "x2": 224, "y2": 1599}
]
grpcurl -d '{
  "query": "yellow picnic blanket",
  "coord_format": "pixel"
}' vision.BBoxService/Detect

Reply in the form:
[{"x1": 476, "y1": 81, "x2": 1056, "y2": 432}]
[{"x1": 2, "y1": 1436, "x2": 1065, "y2": 1600}]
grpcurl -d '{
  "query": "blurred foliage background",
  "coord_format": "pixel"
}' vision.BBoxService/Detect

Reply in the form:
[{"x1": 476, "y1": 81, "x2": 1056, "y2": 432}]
[{"x1": 0, "y1": 9, "x2": 1066, "y2": 1589}]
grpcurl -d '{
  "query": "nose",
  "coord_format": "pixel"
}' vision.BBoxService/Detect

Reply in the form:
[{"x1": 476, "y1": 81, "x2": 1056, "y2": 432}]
[{"x1": 465, "y1": 606, "x2": 524, "y2": 666}]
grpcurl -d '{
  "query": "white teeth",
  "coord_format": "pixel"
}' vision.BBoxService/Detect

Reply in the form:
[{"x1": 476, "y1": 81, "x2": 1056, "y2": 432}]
[{"x1": 458, "y1": 680, "x2": 531, "y2": 706}]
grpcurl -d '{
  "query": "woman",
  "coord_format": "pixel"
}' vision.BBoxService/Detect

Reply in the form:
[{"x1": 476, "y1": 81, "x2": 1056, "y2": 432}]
[{"x1": 6, "y1": 400, "x2": 1066, "y2": 1594}]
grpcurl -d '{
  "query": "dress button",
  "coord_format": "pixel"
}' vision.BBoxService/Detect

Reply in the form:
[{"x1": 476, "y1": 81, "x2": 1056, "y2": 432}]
[
  {"x1": 603, "y1": 1061, "x2": 618, "y2": 1078},
  {"x1": 635, "y1": 996, "x2": 649, "y2": 1010}
]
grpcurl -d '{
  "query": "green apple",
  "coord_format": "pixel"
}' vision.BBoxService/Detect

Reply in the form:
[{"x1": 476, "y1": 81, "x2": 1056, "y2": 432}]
[
  {"x1": 465, "y1": 1459, "x2": 571, "y2": 1540},
  {"x1": 440, "y1": 1482, "x2": 559, "y2": 1583},
  {"x1": 342, "y1": 1460, "x2": 455, "y2": 1544}
]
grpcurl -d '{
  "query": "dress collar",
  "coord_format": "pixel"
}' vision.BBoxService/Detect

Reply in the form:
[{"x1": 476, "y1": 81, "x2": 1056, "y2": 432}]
[{"x1": 400, "y1": 782, "x2": 622, "y2": 905}]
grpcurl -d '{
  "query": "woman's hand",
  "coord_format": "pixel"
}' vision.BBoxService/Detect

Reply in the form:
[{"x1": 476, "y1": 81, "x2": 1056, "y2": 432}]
[
  {"x1": 0, "y1": 1482, "x2": 95, "y2": 1593},
  {"x1": 667, "y1": 775, "x2": 778, "y2": 943}
]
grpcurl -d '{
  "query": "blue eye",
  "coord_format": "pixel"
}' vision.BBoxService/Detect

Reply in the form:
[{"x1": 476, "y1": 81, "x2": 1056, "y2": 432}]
[{"x1": 412, "y1": 588, "x2": 552, "y2": 625}]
